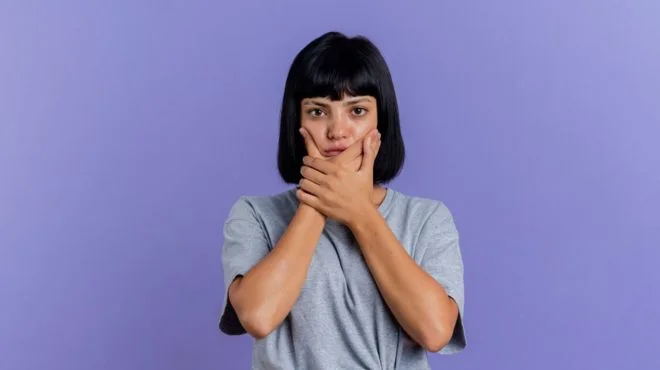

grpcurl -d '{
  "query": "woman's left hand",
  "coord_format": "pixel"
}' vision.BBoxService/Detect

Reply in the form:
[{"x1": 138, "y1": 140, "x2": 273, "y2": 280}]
[{"x1": 297, "y1": 131, "x2": 381, "y2": 226}]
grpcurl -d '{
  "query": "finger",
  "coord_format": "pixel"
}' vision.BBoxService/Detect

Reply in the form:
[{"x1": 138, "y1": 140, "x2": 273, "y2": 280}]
[
  {"x1": 331, "y1": 128, "x2": 377, "y2": 165},
  {"x1": 303, "y1": 155, "x2": 339, "y2": 175},
  {"x1": 374, "y1": 132, "x2": 382, "y2": 155},
  {"x1": 331, "y1": 139, "x2": 362, "y2": 164},
  {"x1": 300, "y1": 165, "x2": 326, "y2": 185},
  {"x1": 299, "y1": 178, "x2": 324, "y2": 196},
  {"x1": 296, "y1": 189, "x2": 323, "y2": 211},
  {"x1": 299, "y1": 127, "x2": 323, "y2": 158},
  {"x1": 360, "y1": 131, "x2": 381, "y2": 173}
]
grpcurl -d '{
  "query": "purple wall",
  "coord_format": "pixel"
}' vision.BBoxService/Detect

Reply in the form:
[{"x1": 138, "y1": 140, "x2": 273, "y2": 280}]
[{"x1": 2, "y1": 1, "x2": 659, "y2": 369}]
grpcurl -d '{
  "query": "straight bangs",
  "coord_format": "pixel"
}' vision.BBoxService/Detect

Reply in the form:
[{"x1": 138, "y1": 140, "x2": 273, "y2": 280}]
[{"x1": 294, "y1": 48, "x2": 380, "y2": 101}]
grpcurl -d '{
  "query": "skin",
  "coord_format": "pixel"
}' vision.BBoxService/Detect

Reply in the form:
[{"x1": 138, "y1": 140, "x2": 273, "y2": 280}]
[
  {"x1": 299, "y1": 94, "x2": 387, "y2": 205},
  {"x1": 226, "y1": 116, "x2": 371, "y2": 339},
  {"x1": 229, "y1": 95, "x2": 459, "y2": 352}
]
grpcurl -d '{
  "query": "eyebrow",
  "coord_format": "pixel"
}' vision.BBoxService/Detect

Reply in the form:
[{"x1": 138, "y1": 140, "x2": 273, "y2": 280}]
[
  {"x1": 302, "y1": 97, "x2": 374, "y2": 107},
  {"x1": 303, "y1": 100, "x2": 330, "y2": 108},
  {"x1": 343, "y1": 97, "x2": 372, "y2": 105}
]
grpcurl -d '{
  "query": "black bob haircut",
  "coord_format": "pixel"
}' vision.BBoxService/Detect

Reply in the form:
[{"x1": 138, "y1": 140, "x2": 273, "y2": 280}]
[{"x1": 277, "y1": 31, "x2": 405, "y2": 184}]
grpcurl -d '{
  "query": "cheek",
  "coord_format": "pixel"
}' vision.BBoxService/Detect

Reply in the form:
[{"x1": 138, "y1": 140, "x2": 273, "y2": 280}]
[
  {"x1": 300, "y1": 121, "x2": 325, "y2": 141},
  {"x1": 352, "y1": 116, "x2": 378, "y2": 138}
]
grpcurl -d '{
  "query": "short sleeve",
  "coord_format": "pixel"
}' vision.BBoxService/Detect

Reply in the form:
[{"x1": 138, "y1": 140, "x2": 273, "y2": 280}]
[
  {"x1": 219, "y1": 197, "x2": 271, "y2": 335},
  {"x1": 416, "y1": 202, "x2": 467, "y2": 354}
]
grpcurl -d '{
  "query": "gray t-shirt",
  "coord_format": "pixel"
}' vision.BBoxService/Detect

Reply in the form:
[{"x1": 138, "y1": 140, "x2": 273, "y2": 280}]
[{"x1": 220, "y1": 187, "x2": 466, "y2": 369}]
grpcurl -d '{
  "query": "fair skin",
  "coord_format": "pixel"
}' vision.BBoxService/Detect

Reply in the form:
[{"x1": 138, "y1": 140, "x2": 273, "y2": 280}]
[
  {"x1": 298, "y1": 94, "x2": 387, "y2": 206},
  {"x1": 229, "y1": 95, "x2": 459, "y2": 351},
  {"x1": 226, "y1": 131, "x2": 369, "y2": 339}
]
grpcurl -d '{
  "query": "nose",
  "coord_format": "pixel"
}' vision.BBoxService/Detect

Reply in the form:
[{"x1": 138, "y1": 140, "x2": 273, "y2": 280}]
[{"x1": 327, "y1": 116, "x2": 350, "y2": 140}]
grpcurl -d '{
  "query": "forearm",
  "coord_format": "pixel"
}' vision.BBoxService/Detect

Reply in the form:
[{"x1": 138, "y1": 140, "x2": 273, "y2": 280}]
[
  {"x1": 349, "y1": 208, "x2": 458, "y2": 352},
  {"x1": 230, "y1": 204, "x2": 325, "y2": 338}
]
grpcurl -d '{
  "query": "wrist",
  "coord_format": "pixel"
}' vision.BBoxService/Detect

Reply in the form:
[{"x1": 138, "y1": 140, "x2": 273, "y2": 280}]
[
  {"x1": 297, "y1": 203, "x2": 326, "y2": 223},
  {"x1": 347, "y1": 201, "x2": 380, "y2": 232}
]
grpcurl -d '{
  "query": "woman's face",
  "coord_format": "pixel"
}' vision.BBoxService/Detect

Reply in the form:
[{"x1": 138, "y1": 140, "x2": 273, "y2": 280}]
[{"x1": 300, "y1": 95, "x2": 378, "y2": 158}]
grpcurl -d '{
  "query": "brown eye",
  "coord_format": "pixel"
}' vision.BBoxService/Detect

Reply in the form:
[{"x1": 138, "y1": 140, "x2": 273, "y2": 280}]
[
  {"x1": 352, "y1": 107, "x2": 367, "y2": 116},
  {"x1": 308, "y1": 108, "x2": 325, "y2": 118}
]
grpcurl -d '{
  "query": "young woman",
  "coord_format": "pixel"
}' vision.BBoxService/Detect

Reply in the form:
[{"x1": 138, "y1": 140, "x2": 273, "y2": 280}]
[{"x1": 220, "y1": 31, "x2": 466, "y2": 369}]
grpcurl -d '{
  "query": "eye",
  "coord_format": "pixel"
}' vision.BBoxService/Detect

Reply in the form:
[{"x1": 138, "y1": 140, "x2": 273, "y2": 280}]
[
  {"x1": 352, "y1": 107, "x2": 368, "y2": 116},
  {"x1": 307, "y1": 108, "x2": 325, "y2": 118}
]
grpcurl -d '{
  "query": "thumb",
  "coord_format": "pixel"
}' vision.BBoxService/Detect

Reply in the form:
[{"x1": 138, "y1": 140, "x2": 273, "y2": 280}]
[
  {"x1": 299, "y1": 127, "x2": 322, "y2": 158},
  {"x1": 359, "y1": 131, "x2": 381, "y2": 174}
]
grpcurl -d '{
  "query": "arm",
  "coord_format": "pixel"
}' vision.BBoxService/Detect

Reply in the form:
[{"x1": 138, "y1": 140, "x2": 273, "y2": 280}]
[
  {"x1": 295, "y1": 130, "x2": 466, "y2": 352},
  {"x1": 227, "y1": 129, "x2": 366, "y2": 339},
  {"x1": 347, "y1": 206, "x2": 460, "y2": 352},
  {"x1": 227, "y1": 204, "x2": 325, "y2": 339}
]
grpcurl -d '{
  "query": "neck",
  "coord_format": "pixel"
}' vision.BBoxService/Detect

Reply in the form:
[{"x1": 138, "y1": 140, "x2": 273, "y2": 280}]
[{"x1": 371, "y1": 185, "x2": 387, "y2": 207}]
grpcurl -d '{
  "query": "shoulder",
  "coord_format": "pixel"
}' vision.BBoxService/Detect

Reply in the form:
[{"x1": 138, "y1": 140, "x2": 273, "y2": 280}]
[
  {"x1": 388, "y1": 189, "x2": 455, "y2": 226},
  {"x1": 226, "y1": 189, "x2": 298, "y2": 223}
]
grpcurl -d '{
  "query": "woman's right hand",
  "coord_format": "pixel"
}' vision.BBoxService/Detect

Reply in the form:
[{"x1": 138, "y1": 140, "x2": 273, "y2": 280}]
[
  {"x1": 298, "y1": 127, "x2": 369, "y2": 217},
  {"x1": 299, "y1": 127, "x2": 366, "y2": 171}
]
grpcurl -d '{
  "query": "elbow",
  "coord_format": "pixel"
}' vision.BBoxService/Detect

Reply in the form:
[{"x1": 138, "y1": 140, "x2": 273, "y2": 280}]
[
  {"x1": 242, "y1": 318, "x2": 273, "y2": 340},
  {"x1": 418, "y1": 316, "x2": 455, "y2": 353},
  {"x1": 420, "y1": 295, "x2": 460, "y2": 352},
  {"x1": 421, "y1": 335, "x2": 450, "y2": 353},
  {"x1": 235, "y1": 306, "x2": 277, "y2": 340},
  {"x1": 420, "y1": 328, "x2": 452, "y2": 353},
  {"x1": 229, "y1": 280, "x2": 277, "y2": 339}
]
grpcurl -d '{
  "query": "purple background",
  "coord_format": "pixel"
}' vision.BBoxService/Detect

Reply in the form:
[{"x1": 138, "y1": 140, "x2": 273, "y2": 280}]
[{"x1": 1, "y1": 1, "x2": 659, "y2": 369}]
